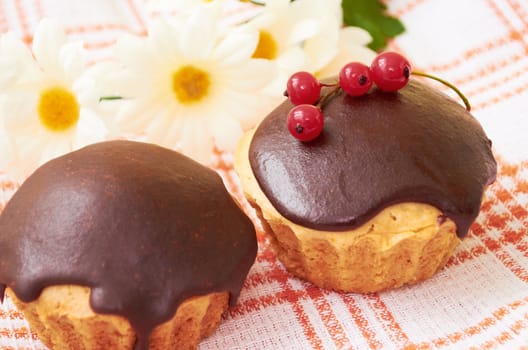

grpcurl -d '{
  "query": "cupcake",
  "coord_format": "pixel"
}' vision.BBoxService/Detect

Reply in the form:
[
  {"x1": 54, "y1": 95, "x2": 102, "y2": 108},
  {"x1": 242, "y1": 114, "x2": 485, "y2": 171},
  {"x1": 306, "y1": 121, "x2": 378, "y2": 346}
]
[
  {"x1": 234, "y1": 71, "x2": 497, "y2": 293},
  {"x1": 0, "y1": 140, "x2": 257, "y2": 350}
]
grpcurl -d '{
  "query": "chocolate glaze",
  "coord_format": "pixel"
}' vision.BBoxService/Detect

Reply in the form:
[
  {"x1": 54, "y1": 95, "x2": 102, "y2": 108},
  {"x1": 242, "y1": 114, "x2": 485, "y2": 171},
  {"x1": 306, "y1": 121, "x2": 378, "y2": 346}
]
[
  {"x1": 249, "y1": 79, "x2": 497, "y2": 237},
  {"x1": 0, "y1": 140, "x2": 257, "y2": 350}
]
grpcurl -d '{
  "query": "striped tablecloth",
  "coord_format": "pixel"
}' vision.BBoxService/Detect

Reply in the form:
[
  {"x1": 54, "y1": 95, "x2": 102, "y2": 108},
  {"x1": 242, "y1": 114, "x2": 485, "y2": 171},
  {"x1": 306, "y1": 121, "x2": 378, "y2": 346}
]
[{"x1": 1, "y1": 0, "x2": 528, "y2": 349}]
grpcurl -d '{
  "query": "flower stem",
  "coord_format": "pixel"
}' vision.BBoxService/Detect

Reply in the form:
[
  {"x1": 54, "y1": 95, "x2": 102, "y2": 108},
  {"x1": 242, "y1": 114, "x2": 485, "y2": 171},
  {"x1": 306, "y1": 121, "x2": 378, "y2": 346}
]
[
  {"x1": 99, "y1": 96, "x2": 123, "y2": 102},
  {"x1": 412, "y1": 71, "x2": 471, "y2": 111},
  {"x1": 244, "y1": 0, "x2": 266, "y2": 5}
]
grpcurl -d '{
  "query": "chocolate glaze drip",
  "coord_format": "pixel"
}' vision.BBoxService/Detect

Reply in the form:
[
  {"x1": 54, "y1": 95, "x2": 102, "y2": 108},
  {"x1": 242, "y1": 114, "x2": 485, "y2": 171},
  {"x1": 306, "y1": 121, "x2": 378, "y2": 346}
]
[
  {"x1": 0, "y1": 140, "x2": 257, "y2": 349},
  {"x1": 249, "y1": 80, "x2": 497, "y2": 237}
]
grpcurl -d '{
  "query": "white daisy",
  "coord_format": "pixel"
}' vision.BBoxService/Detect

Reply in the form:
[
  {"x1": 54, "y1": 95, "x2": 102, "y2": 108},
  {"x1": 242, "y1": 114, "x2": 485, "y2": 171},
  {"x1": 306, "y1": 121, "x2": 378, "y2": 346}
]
[
  {"x1": 245, "y1": 0, "x2": 341, "y2": 96},
  {"x1": 98, "y1": 6, "x2": 274, "y2": 164},
  {"x1": 0, "y1": 19, "x2": 107, "y2": 182},
  {"x1": 315, "y1": 26, "x2": 377, "y2": 80}
]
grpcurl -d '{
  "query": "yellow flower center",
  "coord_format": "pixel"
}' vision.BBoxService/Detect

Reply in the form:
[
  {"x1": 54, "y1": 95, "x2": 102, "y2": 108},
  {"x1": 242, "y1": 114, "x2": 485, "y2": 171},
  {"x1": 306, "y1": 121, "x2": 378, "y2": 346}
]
[
  {"x1": 172, "y1": 65, "x2": 211, "y2": 104},
  {"x1": 37, "y1": 87, "x2": 80, "y2": 132},
  {"x1": 252, "y1": 31, "x2": 278, "y2": 60}
]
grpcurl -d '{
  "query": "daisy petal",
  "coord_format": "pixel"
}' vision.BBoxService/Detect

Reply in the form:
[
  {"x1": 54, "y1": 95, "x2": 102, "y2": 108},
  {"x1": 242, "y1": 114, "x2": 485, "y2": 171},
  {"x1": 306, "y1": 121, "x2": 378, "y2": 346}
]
[
  {"x1": 178, "y1": 120, "x2": 215, "y2": 164},
  {"x1": 264, "y1": 0, "x2": 291, "y2": 12},
  {"x1": 219, "y1": 90, "x2": 276, "y2": 130},
  {"x1": 2, "y1": 91, "x2": 39, "y2": 131},
  {"x1": 316, "y1": 28, "x2": 376, "y2": 79},
  {"x1": 303, "y1": 18, "x2": 339, "y2": 72},
  {"x1": 288, "y1": 18, "x2": 322, "y2": 44},
  {"x1": 263, "y1": 46, "x2": 308, "y2": 95},
  {"x1": 207, "y1": 115, "x2": 243, "y2": 152},
  {"x1": 38, "y1": 136, "x2": 71, "y2": 166},
  {"x1": 145, "y1": 108, "x2": 175, "y2": 148},
  {"x1": 59, "y1": 41, "x2": 85, "y2": 85},
  {"x1": 220, "y1": 59, "x2": 275, "y2": 91},
  {"x1": 0, "y1": 32, "x2": 36, "y2": 88},
  {"x1": 212, "y1": 26, "x2": 259, "y2": 65},
  {"x1": 114, "y1": 34, "x2": 153, "y2": 75},
  {"x1": 340, "y1": 26, "x2": 374, "y2": 47},
  {"x1": 32, "y1": 19, "x2": 67, "y2": 76},
  {"x1": 116, "y1": 99, "x2": 159, "y2": 133},
  {"x1": 74, "y1": 109, "x2": 108, "y2": 148},
  {"x1": 180, "y1": 7, "x2": 220, "y2": 60},
  {"x1": 0, "y1": 126, "x2": 14, "y2": 169},
  {"x1": 149, "y1": 19, "x2": 182, "y2": 59}
]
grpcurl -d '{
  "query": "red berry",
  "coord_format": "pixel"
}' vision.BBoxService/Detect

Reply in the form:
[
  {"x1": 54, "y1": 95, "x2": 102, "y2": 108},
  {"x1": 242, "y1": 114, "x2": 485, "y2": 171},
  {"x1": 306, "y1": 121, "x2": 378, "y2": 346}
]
[
  {"x1": 339, "y1": 62, "x2": 373, "y2": 96},
  {"x1": 286, "y1": 71, "x2": 321, "y2": 105},
  {"x1": 370, "y1": 52, "x2": 411, "y2": 92},
  {"x1": 287, "y1": 104, "x2": 324, "y2": 142}
]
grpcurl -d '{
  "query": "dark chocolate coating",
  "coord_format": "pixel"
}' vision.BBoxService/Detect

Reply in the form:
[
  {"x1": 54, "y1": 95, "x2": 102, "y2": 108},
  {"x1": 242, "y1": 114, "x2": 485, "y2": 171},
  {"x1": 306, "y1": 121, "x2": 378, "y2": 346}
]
[
  {"x1": 249, "y1": 79, "x2": 497, "y2": 237},
  {"x1": 0, "y1": 140, "x2": 257, "y2": 350}
]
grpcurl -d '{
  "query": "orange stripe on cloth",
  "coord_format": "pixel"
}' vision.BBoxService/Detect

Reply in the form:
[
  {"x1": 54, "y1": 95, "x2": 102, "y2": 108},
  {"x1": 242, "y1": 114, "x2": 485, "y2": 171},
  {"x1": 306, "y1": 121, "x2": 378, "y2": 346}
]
[
  {"x1": 340, "y1": 293, "x2": 384, "y2": 349},
  {"x1": 445, "y1": 245, "x2": 488, "y2": 267},
  {"x1": 393, "y1": 0, "x2": 427, "y2": 17},
  {"x1": 472, "y1": 330, "x2": 513, "y2": 350},
  {"x1": 508, "y1": 0, "x2": 528, "y2": 33},
  {"x1": 365, "y1": 293, "x2": 410, "y2": 346},
  {"x1": 227, "y1": 264, "x2": 325, "y2": 349},
  {"x1": 493, "y1": 185, "x2": 528, "y2": 230},
  {"x1": 14, "y1": 0, "x2": 32, "y2": 44},
  {"x1": 229, "y1": 287, "x2": 305, "y2": 315},
  {"x1": 472, "y1": 78, "x2": 528, "y2": 110},
  {"x1": 498, "y1": 161, "x2": 528, "y2": 201},
  {"x1": 390, "y1": 37, "x2": 528, "y2": 112},
  {"x1": 221, "y1": 213, "x2": 327, "y2": 350},
  {"x1": 412, "y1": 297, "x2": 528, "y2": 348},
  {"x1": 0, "y1": 0, "x2": 8, "y2": 32},
  {"x1": 464, "y1": 61, "x2": 528, "y2": 99},
  {"x1": 220, "y1": 164, "x2": 356, "y2": 349},
  {"x1": 0, "y1": 308, "x2": 25, "y2": 320},
  {"x1": 0, "y1": 180, "x2": 18, "y2": 192},
  {"x1": 425, "y1": 34, "x2": 521, "y2": 72},
  {"x1": 65, "y1": 23, "x2": 135, "y2": 34},
  {"x1": 126, "y1": 0, "x2": 146, "y2": 33},
  {"x1": 291, "y1": 302, "x2": 325, "y2": 350},
  {"x1": 472, "y1": 219, "x2": 528, "y2": 282},
  {"x1": 452, "y1": 52, "x2": 525, "y2": 87},
  {"x1": 487, "y1": 0, "x2": 528, "y2": 52},
  {"x1": 0, "y1": 326, "x2": 39, "y2": 340},
  {"x1": 33, "y1": 0, "x2": 44, "y2": 19},
  {"x1": 83, "y1": 39, "x2": 117, "y2": 50},
  {"x1": 494, "y1": 160, "x2": 528, "y2": 225},
  {"x1": 304, "y1": 285, "x2": 355, "y2": 349},
  {"x1": 509, "y1": 314, "x2": 528, "y2": 335},
  {"x1": 443, "y1": 161, "x2": 528, "y2": 266}
]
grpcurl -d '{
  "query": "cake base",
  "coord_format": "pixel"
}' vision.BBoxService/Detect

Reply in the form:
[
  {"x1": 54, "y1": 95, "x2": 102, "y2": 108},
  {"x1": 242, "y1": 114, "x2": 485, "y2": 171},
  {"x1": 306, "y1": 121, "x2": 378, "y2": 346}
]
[
  {"x1": 7, "y1": 286, "x2": 228, "y2": 350},
  {"x1": 235, "y1": 130, "x2": 460, "y2": 293}
]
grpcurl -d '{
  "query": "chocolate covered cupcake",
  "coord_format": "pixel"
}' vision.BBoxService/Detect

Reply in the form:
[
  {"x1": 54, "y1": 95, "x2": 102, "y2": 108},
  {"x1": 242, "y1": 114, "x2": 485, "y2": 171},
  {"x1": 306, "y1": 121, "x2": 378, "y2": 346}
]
[
  {"x1": 234, "y1": 76, "x2": 496, "y2": 293},
  {"x1": 0, "y1": 140, "x2": 257, "y2": 349}
]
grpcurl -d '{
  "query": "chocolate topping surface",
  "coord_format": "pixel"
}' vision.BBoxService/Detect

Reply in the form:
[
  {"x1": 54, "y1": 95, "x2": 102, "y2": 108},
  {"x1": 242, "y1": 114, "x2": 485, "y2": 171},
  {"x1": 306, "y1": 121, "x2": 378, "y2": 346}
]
[
  {"x1": 0, "y1": 140, "x2": 257, "y2": 350},
  {"x1": 249, "y1": 79, "x2": 497, "y2": 237}
]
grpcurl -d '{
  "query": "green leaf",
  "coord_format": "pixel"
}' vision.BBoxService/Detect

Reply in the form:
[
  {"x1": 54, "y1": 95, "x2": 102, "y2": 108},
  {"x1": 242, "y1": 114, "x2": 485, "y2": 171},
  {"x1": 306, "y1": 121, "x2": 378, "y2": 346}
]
[{"x1": 342, "y1": 0, "x2": 405, "y2": 51}]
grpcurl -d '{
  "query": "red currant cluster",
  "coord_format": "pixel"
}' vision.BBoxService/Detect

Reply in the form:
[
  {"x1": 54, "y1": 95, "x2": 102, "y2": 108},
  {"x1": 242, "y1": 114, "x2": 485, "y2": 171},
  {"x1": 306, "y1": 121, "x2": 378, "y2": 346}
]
[{"x1": 286, "y1": 52, "x2": 412, "y2": 142}]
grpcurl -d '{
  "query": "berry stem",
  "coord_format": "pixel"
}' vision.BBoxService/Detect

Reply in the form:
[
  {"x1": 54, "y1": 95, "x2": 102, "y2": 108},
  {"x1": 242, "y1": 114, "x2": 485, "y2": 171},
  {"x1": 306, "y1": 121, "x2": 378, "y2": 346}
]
[
  {"x1": 317, "y1": 84, "x2": 341, "y2": 109},
  {"x1": 412, "y1": 71, "x2": 471, "y2": 111}
]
